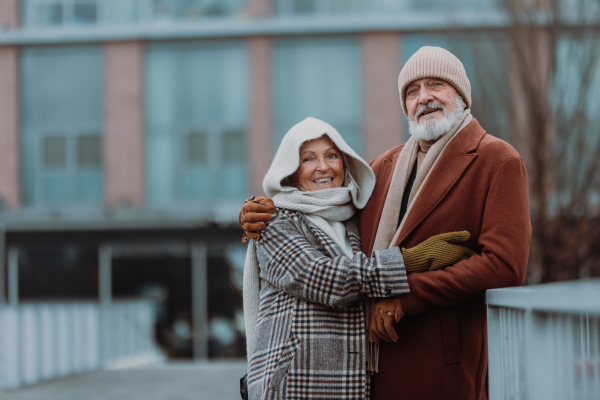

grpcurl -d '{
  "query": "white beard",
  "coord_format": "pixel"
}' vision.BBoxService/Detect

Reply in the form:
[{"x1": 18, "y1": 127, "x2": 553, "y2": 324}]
[{"x1": 408, "y1": 96, "x2": 465, "y2": 142}]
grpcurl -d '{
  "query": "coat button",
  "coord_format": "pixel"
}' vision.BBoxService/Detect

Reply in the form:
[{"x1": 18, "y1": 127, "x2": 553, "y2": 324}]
[{"x1": 384, "y1": 287, "x2": 391, "y2": 295}]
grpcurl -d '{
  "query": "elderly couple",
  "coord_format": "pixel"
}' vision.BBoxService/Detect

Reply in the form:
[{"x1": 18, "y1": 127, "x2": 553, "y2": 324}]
[{"x1": 240, "y1": 46, "x2": 531, "y2": 400}]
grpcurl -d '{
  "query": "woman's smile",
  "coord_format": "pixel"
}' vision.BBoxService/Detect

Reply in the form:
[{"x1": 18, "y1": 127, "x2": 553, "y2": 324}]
[{"x1": 292, "y1": 135, "x2": 345, "y2": 192}]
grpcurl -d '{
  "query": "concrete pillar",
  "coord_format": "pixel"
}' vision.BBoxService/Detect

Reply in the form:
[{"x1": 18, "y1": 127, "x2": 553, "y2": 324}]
[
  {"x1": 191, "y1": 242, "x2": 208, "y2": 360},
  {"x1": 248, "y1": 36, "x2": 272, "y2": 195},
  {"x1": 0, "y1": 46, "x2": 21, "y2": 208},
  {"x1": 98, "y1": 244, "x2": 112, "y2": 304},
  {"x1": 362, "y1": 33, "x2": 404, "y2": 163},
  {"x1": 104, "y1": 41, "x2": 145, "y2": 208},
  {"x1": 0, "y1": 0, "x2": 19, "y2": 30},
  {"x1": 7, "y1": 247, "x2": 18, "y2": 306}
]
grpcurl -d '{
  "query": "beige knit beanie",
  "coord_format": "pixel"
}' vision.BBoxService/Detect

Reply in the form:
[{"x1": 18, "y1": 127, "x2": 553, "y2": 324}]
[{"x1": 398, "y1": 46, "x2": 471, "y2": 117}]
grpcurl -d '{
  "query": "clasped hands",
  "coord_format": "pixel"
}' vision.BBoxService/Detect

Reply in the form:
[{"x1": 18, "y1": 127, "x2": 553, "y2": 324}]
[
  {"x1": 370, "y1": 231, "x2": 476, "y2": 343},
  {"x1": 239, "y1": 197, "x2": 477, "y2": 343},
  {"x1": 370, "y1": 298, "x2": 404, "y2": 344}
]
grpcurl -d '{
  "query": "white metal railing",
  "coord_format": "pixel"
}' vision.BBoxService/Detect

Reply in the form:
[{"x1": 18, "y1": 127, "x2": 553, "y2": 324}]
[
  {"x1": 487, "y1": 279, "x2": 600, "y2": 400},
  {"x1": 0, "y1": 300, "x2": 162, "y2": 392}
]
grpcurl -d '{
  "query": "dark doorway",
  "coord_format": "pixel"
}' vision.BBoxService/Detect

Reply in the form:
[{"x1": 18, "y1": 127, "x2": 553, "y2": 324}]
[
  {"x1": 112, "y1": 256, "x2": 192, "y2": 359},
  {"x1": 19, "y1": 247, "x2": 98, "y2": 300},
  {"x1": 207, "y1": 255, "x2": 245, "y2": 359}
]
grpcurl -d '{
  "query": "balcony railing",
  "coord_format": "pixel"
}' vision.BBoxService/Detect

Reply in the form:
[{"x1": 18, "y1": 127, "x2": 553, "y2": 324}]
[
  {"x1": 486, "y1": 279, "x2": 600, "y2": 400},
  {"x1": 0, "y1": 300, "x2": 162, "y2": 392}
]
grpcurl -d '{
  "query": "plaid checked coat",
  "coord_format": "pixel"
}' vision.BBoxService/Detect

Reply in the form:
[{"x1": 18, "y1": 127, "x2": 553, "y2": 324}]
[{"x1": 247, "y1": 208, "x2": 408, "y2": 400}]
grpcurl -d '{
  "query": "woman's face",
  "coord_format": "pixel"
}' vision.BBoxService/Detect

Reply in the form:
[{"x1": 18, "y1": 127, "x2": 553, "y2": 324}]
[{"x1": 292, "y1": 136, "x2": 345, "y2": 191}]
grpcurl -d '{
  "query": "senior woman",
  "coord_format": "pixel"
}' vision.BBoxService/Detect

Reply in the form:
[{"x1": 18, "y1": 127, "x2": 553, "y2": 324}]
[{"x1": 243, "y1": 117, "x2": 472, "y2": 400}]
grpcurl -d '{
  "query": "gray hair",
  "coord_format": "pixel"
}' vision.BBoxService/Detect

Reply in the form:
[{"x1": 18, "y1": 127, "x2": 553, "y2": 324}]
[{"x1": 408, "y1": 94, "x2": 466, "y2": 141}]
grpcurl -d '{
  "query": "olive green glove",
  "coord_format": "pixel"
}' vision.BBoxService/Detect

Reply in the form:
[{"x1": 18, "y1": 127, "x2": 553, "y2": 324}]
[{"x1": 401, "y1": 231, "x2": 476, "y2": 273}]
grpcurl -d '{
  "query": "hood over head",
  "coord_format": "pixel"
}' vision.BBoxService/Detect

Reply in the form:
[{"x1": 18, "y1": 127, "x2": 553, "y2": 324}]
[{"x1": 263, "y1": 117, "x2": 375, "y2": 209}]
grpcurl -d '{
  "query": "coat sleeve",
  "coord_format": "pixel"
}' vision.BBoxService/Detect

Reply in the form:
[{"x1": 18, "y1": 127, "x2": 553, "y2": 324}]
[
  {"x1": 399, "y1": 156, "x2": 532, "y2": 316},
  {"x1": 255, "y1": 211, "x2": 409, "y2": 309}
]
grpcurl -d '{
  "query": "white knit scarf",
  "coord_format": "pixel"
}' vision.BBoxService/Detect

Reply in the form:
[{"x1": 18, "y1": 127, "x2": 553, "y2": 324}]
[
  {"x1": 243, "y1": 117, "x2": 375, "y2": 360},
  {"x1": 272, "y1": 184, "x2": 356, "y2": 257}
]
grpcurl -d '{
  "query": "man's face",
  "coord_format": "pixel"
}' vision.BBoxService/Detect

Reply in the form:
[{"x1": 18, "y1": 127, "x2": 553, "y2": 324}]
[{"x1": 405, "y1": 78, "x2": 460, "y2": 123}]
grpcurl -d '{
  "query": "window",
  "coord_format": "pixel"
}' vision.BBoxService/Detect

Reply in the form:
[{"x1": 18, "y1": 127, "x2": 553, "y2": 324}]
[
  {"x1": 145, "y1": 41, "x2": 249, "y2": 205},
  {"x1": 149, "y1": 0, "x2": 246, "y2": 20},
  {"x1": 21, "y1": 45, "x2": 104, "y2": 208},
  {"x1": 271, "y1": 0, "x2": 502, "y2": 17},
  {"x1": 185, "y1": 132, "x2": 208, "y2": 166},
  {"x1": 273, "y1": 37, "x2": 363, "y2": 154},
  {"x1": 22, "y1": 0, "x2": 99, "y2": 27},
  {"x1": 21, "y1": 0, "x2": 248, "y2": 28}
]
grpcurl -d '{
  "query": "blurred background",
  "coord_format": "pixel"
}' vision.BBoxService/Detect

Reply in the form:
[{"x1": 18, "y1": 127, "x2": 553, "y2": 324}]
[{"x1": 0, "y1": 0, "x2": 599, "y2": 397}]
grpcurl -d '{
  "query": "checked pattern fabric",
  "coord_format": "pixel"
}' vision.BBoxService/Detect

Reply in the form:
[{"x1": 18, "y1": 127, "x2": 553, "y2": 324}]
[{"x1": 247, "y1": 209, "x2": 409, "y2": 400}]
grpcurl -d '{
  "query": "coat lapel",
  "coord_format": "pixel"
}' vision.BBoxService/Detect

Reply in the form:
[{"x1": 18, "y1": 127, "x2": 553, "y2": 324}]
[
  {"x1": 394, "y1": 120, "x2": 486, "y2": 246},
  {"x1": 364, "y1": 156, "x2": 397, "y2": 255}
]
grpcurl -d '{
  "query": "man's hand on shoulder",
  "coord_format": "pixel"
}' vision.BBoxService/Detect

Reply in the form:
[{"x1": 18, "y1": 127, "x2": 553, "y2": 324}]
[
  {"x1": 370, "y1": 298, "x2": 405, "y2": 344},
  {"x1": 240, "y1": 196, "x2": 277, "y2": 242}
]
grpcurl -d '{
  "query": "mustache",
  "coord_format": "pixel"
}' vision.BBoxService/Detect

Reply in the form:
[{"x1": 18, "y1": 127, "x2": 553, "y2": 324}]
[{"x1": 415, "y1": 101, "x2": 445, "y2": 120}]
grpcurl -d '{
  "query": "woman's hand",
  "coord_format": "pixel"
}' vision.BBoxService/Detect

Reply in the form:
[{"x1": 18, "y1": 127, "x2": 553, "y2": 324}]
[
  {"x1": 401, "y1": 231, "x2": 476, "y2": 273},
  {"x1": 370, "y1": 298, "x2": 404, "y2": 344},
  {"x1": 240, "y1": 196, "x2": 277, "y2": 242}
]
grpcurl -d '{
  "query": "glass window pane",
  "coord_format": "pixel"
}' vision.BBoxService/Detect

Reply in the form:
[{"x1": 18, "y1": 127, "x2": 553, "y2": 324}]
[
  {"x1": 21, "y1": 45, "x2": 104, "y2": 207},
  {"x1": 75, "y1": 173, "x2": 103, "y2": 204},
  {"x1": 37, "y1": 4, "x2": 63, "y2": 26},
  {"x1": 294, "y1": 0, "x2": 315, "y2": 14},
  {"x1": 186, "y1": 132, "x2": 208, "y2": 165},
  {"x1": 74, "y1": 2, "x2": 98, "y2": 25},
  {"x1": 22, "y1": 46, "x2": 103, "y2": 129},
  {"x1": 145, "y1": 41, "x2": 249, "y2": 204},
  {"x1": 77, "y1": 135, "x2": 101, "y2": 168},
  {"x1": 221, "y1": 131, "x2": 244, "y2": 165},
  {"x1": 330, "y1": 0, "x2": 353, "y2": 13},
  {"x1": 273, "y1": 37, "x2": 363, "y2": 154},
  {"x1": 43, "y1": 175, "x2": 70, "y2": 205},
  {"x1": 43, "y1": 137, "x2": 67, "y2": 169}
]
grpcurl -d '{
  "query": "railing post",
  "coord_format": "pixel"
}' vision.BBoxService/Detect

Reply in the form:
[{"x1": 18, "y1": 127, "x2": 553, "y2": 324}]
[
  {"x1": 7, "y1": 247, "x2": 18, "y2": 306},
  {"x1": 98, "y1": 244, "x2": 112, "y2": 366},
  {"x1": 191, "y1": 242, "x2": 208, "y2": 361},
  {"x1": 99, "y1": 245, "x2": 112, "y2": 305},
  {"x1": 487, "y1": 305, "x2": 502, "y2": 400},
  {"x1": 0, "y1": 209, "x2": 5, "y2": 305}
]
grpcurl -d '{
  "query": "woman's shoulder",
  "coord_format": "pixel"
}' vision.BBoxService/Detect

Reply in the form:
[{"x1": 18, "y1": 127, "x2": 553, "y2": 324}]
[
  {"x1": 266, "y1": 208, "x2": 305, "y2": 228},
  {"x1": 262, "y1": 208, "x2": 311, "y2": 240}
]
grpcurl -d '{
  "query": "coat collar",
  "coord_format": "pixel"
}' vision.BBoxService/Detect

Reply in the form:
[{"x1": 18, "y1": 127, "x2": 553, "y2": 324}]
[
  {"x1": 344, "y1": 216, "x2": 363, "y2": 254},
  {"x1": 393, "y1": 118, "x2": 486, "y2": 246}
]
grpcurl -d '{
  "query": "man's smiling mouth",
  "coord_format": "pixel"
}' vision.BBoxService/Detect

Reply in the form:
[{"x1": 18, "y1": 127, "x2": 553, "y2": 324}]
[{"x1": 420, "y1": 108, "x2": 439, "y2": 117}]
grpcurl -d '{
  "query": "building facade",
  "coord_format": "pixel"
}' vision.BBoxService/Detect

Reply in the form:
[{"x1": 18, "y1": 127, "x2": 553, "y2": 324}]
[{"x1": 0, "y1": 0, "x2": 509, "y2": 361}]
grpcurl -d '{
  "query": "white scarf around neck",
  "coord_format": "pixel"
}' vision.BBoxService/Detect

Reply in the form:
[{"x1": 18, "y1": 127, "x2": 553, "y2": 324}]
[{"x1": 244, "y1": 117, "x2": 375, "y2": 359}]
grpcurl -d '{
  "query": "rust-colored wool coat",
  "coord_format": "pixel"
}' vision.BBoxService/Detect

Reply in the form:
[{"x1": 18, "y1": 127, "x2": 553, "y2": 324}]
[{"x1": 359, "y1": 119, "x2": 531, "y2": 400}]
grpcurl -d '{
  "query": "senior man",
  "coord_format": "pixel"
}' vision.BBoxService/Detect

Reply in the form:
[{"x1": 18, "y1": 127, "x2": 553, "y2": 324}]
[{"x1": 240, "y1": 46, "x2": 531, "y2": 400}]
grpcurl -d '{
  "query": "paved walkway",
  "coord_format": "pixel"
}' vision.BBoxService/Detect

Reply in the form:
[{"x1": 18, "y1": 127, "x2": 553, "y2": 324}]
[{"x1": 2, "y1": 361, "x2": 247, "y2": 400}]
